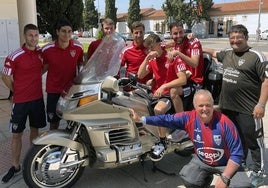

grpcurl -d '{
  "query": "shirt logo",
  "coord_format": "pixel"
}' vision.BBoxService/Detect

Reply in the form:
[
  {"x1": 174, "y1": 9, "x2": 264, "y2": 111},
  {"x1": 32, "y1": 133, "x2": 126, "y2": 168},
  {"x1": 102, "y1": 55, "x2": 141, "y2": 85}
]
[
  {"x1": 70, "y1": 50, "x2": 76, "y2": 57},
  {"x1": 11, "y1": 123, "x2": 18, "y2": 130},
  {"x1": 238, "y1": 59, "x2": 245, "y2": 66},
  {"x1": 213, "y1": 135, "x2": 222, "y2": 146},
  {"x1": 197, "y1": 147, "x2": 224, "y2": 165},
  {"x1": 48, "y1": 113, "x2": 54, "y2": 121}
]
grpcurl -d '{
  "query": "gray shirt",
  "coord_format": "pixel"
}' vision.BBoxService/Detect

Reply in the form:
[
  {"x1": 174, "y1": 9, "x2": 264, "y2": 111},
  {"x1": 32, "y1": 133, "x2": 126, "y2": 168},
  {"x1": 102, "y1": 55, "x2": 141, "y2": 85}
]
[{"x1": 216, "y1": 48, "x2": 267, "y2": 114}]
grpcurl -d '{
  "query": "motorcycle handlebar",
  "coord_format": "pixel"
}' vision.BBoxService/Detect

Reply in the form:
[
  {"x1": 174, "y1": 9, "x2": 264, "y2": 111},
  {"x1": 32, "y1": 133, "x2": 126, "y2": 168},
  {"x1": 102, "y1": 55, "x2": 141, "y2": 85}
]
[
  {"x1": 118, "y1": 77, "x2": 152, "y2": 91},
  {"x1": 136, "y1": 83, "x2": 152, "y2": 91}
]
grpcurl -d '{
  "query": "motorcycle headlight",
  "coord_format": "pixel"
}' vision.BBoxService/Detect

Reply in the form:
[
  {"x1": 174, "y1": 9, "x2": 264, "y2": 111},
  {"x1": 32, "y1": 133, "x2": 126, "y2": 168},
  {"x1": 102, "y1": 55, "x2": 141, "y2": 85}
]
[{"x1": 56, "y1": 97, "x2": 79, "y2": 117}]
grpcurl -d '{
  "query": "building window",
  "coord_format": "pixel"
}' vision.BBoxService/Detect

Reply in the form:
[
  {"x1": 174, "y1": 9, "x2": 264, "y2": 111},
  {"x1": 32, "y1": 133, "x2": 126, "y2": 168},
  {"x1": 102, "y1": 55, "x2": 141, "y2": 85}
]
[
  {"x1": 242, "y1": 15, "x2": 247, "y2": 21},
  {"x1": 209, "y1": 21, "x2": 214, "y2": 34},
  {"x1": 155, "y1": 23, "x2": 160, "y2": 31},
  {"x1": 226, "y1": 20, "x2": 233, "y2": 34}
]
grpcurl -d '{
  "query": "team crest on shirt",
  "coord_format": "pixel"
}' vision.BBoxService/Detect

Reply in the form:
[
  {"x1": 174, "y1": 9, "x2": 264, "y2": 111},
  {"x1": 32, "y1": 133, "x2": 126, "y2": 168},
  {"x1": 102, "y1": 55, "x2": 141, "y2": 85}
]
[
  {"x1": 213, "y1": 135, "x2": 222, "y2": 146},
  {"x1": 238, "y1": 59, "x2": 245, "y2": 66},
  {"x1": 48, "y1": 113, "x2": 54, "y2": 121},
  {"x1": 11, "y1": 123, "x2": 18, "y2": 130},
  {"x1": 70, "y1": 50, "x2": 76, "y2": 57}
]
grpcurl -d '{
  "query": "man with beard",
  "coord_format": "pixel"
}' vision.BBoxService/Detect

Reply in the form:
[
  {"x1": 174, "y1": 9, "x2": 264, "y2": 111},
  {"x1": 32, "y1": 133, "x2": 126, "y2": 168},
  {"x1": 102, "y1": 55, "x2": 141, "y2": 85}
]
[{"x1": 167, "y1": 22, "x2": 204, "y2": 111}]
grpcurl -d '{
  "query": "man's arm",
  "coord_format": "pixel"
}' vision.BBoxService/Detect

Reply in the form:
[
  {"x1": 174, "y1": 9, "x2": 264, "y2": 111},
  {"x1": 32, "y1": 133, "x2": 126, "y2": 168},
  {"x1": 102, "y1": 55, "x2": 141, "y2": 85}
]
[
  {"x1": 203, "y1": 48, "x2": 218, "y2": 58},
  {"x1": 254, "y1": 78, "x2": 268, "y2": 119},
  {"x1": 137, "y1": 51, "x2": 158, "y2": 79},
  {"x1": 215, "y1": 159, "x2": 240, "y2": 187},
  {"x1": 2, "y1": 74, "x2": 14, "y2": 91},
  {"x1": 154, "y1": 71, "x2": 187, "y2": 98},
  {"x1": 169, "y1": 50, "x2": 200, "y2": 68}
]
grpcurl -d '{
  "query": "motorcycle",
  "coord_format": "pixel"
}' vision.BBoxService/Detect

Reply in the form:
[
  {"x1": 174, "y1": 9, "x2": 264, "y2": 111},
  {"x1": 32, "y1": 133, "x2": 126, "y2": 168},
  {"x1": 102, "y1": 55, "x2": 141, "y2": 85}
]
[
  {"x1": 203, "y1": 53, "x2": 223, "y2": 104},
  {"x1": 22, "y1": 32, "x2": 193, "y2": 188}
]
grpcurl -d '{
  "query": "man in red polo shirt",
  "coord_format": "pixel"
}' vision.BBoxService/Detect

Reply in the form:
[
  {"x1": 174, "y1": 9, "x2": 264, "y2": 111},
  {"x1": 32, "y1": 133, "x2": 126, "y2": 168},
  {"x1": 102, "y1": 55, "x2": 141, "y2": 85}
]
[
  {"x1": 87, "y1": 18, "x2": 115, "y2": 61},
  {"x1": 138, "y1": 34, "x2": 187, "y2": 161},
  {"x1": 120, "y1": 21, "x2": 153, "y2": 89},
  {"x1": 167, "y1": 22, "x2": 204, "y2": 110},
  {"x1": 42, "y1": 20, "x2": 84, "y2": 130},
  {"x1": 1, "y1": 24, "x2": 46, "y2": 183}
]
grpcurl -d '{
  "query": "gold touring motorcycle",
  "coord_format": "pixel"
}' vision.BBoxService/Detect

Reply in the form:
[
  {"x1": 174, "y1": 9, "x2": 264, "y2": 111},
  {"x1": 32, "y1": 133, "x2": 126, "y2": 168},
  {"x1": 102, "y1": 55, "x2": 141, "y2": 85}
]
[{"x1": 22, "y1": 32, "x2": 193, "y2": 188}]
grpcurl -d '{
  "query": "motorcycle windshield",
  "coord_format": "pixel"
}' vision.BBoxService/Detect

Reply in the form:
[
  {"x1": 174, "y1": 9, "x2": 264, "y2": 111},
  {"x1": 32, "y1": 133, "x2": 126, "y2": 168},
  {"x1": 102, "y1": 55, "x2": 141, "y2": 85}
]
[{"x1": 74, "y1": 32, "x2": 126, "y2": 84}]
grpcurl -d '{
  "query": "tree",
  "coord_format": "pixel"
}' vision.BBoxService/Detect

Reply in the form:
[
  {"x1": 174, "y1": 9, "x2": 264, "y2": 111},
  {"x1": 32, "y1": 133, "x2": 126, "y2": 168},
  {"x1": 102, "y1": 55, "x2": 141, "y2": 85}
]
[
  {"x1": 163, "y1": 0, "x2": 213, "y2": 29},
  {"x1": 105, "y1": 0, "x2": 117, "y2": 26},
  {"x1": 84, "y1": 0, "x2": 98, "y2": 30},
  {"x1": 127, "y1": 0, "x2": 141, "y2": 28},
  {"x1": 36, "y1": 0, "x2": 83, "y2": 39}
]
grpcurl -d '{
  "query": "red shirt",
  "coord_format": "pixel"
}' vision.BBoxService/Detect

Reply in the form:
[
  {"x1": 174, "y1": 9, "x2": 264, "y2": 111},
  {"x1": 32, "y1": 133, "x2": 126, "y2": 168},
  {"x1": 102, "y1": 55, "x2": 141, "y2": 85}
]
[
  {"x1": 147, "y1": 50, "x2": 170, "y2": 95},
  {"x1": 120, "y1": 42, "x2": 152, "y2": 84},
  {"x1": 175, "y1": 37, "x2": 204, "y2": 85},
  {"x1": 42, "y1": 39, "x2": 84, "y2": 93},
  {"x1": 2, "y1": 45, "x2": 43, "y2": 103},
  {"x1": 166, "y1": 56, "x2": 187, "y2": 83},
  {"x1": 87, "y1": 39, "x2": 102, "y2": 60}
]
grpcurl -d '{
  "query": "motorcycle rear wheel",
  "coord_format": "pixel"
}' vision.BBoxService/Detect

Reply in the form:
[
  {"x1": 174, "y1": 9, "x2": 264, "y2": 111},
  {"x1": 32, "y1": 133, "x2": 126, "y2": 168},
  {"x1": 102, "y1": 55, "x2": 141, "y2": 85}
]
[{"x1": 23, "y1": 144, "x2": 85, "y2": 188}]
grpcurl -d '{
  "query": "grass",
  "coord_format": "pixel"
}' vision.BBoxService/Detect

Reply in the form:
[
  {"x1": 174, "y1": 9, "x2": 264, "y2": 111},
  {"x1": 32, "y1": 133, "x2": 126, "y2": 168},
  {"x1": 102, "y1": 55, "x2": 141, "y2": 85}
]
[{"x1": 82, "y1": 43, "x2": 89, "y2": 54}]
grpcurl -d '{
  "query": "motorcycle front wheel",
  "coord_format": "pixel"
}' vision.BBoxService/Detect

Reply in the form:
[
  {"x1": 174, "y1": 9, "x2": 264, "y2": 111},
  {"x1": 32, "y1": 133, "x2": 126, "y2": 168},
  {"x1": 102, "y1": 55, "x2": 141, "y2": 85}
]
[{"x1": 23, "y1": 144, "x2": 85, "y2": 188}]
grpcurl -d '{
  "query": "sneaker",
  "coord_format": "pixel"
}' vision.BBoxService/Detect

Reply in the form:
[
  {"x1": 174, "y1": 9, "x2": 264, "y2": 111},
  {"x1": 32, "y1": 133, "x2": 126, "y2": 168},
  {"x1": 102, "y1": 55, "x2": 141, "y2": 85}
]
[
  {"x1": 1, "y1": 165, "x2": 21, "y2": 184},
  {"x1": 150, "y1": 142, "x2": 166, "y2": 162},
  {"x1": 250, "y1": 171, "x2": 264, "y2": 187}
]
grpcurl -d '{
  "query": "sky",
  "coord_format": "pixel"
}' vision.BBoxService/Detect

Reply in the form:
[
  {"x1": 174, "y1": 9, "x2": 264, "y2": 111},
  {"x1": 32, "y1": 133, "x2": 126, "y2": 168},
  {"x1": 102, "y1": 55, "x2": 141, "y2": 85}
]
[{"x1": 95, "y1": 0, "x2": 243, "y2": 14}]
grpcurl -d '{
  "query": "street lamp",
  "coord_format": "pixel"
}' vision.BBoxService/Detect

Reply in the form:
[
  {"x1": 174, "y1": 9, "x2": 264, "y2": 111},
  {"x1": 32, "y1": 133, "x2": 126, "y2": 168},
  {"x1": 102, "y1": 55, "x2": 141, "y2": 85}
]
[
  {"x1": 256, "y1": 0, "x2": 262, "y2": 41},
  {"x1": 97, "y1": 0, "x2": 101, "y2": 29}
]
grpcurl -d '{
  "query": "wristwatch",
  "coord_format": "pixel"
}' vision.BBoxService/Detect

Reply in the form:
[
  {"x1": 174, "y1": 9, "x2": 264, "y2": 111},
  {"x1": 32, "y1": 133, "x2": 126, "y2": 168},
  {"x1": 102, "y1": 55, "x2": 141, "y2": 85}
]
[{"x1": 220, "y1": 174, "x2": 230, "y2": 186}]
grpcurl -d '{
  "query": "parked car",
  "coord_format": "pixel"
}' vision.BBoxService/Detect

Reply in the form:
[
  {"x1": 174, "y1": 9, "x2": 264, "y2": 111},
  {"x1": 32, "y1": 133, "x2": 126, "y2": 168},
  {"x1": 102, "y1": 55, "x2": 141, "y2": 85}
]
[
  {"x1": 120, "y1": 32, "x2": 133, "y2": 41},
  {"x1": 82, "y1": 31, "x2": 91, "y2": 38},
  {"x1": 144, "y1": 31, "x2": 164, "y2": 41},
  {"x1": 39, "y1": 32, "x2": 52, "y2": 42},
  {"x1": 184, "y1": 29, "x2": 192, "y2": 35},
  {"x1": 260, "y1": 30, "x2": 268, "y2": 40},
  {"x1": 163, "y1": 31, "x2": 171, "y2": 39},
  {"x1": 71, "y1": 33, "x2": 78, "y2": 40}
]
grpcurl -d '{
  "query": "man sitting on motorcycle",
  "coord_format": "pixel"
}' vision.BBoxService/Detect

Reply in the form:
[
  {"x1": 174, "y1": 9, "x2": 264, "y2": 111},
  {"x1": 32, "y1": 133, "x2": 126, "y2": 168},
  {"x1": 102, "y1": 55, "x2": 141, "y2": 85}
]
[
  {"x1": 130, "y1": 89, "x2": 245, "y2": 188},
  {"x1": 137, "y1": 34, "x2": 187, "y2": 161}
]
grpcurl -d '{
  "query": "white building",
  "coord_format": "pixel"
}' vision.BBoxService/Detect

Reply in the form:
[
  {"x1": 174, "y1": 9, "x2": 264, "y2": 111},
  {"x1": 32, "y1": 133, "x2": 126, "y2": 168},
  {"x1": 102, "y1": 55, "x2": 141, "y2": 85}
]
[
  {"x1": 0, "y1": 0, "x2": 37, "y2": 69},
  {"x1": 116, "y1": 0, "x2": 268, "y2": 38}
]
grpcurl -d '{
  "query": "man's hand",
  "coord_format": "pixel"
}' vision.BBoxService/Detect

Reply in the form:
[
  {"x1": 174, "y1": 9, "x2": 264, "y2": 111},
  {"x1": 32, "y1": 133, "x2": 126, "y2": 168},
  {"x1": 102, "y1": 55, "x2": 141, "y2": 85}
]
[
  {"x1": 146, "y1": 51, "x2": 159, "y2": 60},
  {"x1": 154, "y1": 85, "x2": 166, "y2": 98},
  {"x1": 253, "y1": 104, "x2": 265, "y2": 119},
  {"x1": 129, "y1": 109, "x2": 142, "y2": 123},
  {"x1": 215, "y1": 176, "x2": 228, "y2": 188}
]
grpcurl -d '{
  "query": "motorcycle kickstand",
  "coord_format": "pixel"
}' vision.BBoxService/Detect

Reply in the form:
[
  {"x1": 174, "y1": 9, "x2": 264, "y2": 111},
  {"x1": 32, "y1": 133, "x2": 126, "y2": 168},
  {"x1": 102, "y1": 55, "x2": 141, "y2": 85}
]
[
  {"x1": 140, "y1": 154, "x2": 148, "y2": 182},
  {"x1": 151, "y1": 161, "x2": 177, "y2": 176}
]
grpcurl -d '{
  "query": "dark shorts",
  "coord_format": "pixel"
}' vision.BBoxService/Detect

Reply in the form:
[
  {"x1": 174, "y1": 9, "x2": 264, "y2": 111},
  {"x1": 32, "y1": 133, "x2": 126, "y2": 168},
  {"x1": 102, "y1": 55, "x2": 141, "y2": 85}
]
[
  {"x1": 46, "y1": 93, "x2": 61, "y2": 123},
  {"x1": 10, "y1": 98, "x2": 46, "y2": 133}
]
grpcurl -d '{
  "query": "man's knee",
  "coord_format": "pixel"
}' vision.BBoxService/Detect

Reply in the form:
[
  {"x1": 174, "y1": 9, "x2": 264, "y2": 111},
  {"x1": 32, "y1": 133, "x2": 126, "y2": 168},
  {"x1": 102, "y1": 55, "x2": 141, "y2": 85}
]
[{"x1": 154, "y1": 106, "x2": 166, "y2": 115}]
